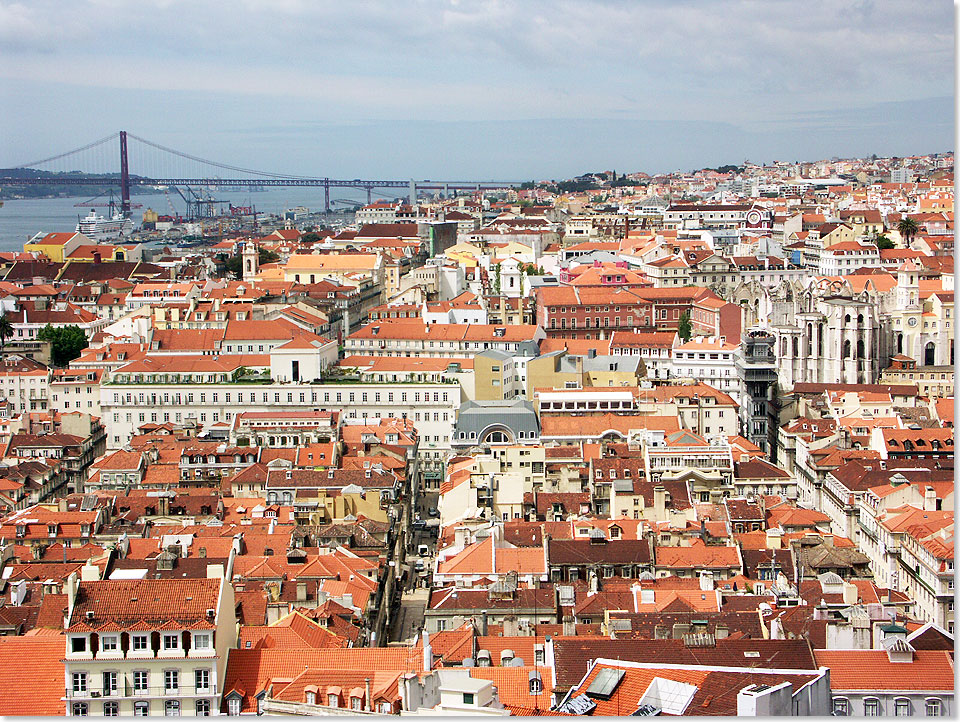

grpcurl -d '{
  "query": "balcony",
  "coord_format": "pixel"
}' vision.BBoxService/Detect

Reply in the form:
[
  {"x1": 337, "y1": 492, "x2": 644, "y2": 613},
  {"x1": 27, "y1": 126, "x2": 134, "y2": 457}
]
[{"x1": 65, "y1": 684, "x2": 217, "y2": 700}]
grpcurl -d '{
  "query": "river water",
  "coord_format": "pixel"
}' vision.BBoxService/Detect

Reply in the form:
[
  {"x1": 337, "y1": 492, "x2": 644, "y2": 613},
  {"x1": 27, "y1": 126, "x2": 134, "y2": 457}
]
[{"x1": 0, "y1": 186, "x2": 399, "y2": 252}]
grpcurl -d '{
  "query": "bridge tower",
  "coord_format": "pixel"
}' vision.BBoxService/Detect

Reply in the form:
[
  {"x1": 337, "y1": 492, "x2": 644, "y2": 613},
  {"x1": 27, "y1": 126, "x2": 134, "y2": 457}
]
[{"x1": 119, "y1": 130, "x2": 131, "y2": 217}]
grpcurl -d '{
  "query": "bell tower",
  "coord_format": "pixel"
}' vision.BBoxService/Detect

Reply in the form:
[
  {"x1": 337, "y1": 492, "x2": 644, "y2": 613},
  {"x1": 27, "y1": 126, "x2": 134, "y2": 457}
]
[{"x1": 242, "y1": 241, "x2": 259, "y2": 281}]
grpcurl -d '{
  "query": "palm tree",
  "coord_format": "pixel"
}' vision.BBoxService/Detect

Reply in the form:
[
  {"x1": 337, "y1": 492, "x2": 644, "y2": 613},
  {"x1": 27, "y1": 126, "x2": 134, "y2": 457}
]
[
  {"x1": 897, "y1": 216, "x2": 920, "y2": 245},
  {"x1": 0, "y1": 314, "x2": 13, "y2": 355}
]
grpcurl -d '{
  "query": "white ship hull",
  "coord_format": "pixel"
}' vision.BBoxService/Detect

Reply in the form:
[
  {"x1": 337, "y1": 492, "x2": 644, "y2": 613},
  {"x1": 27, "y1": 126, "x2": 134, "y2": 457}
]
[{"x1": 76, "y1": 211, "x2": 134, "y2": 241}]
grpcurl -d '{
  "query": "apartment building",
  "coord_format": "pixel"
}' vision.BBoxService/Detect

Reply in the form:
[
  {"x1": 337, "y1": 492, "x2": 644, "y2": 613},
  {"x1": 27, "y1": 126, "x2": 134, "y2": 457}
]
[
  {"x1": 344, "y1": 321, "x2": 543, "y2": 359},
  {"x1": 669, "y1": 336, "x2": 742, "y2": 404},
  {"x1": 0, "y1": 354, "x2": 50, "y2": 413},
  {"x1": 62, "y1": 569, "x2": 237, "y2": 717},
  {"x1": 100, "y1": 370, "x2": 459, "y2": 476}
]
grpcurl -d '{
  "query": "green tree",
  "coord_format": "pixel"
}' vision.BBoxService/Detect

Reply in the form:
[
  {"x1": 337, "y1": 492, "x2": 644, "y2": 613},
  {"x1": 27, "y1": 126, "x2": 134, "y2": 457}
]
[
  {"x1": 874, "y1": 234, "x2": 895, "y2": 250},
  {"x1": 225, "y1": 255, "x2": 243, "y2": 278},
  {"x1": 301, "y1": 232, "x2": 322, "y2": 244},
  {"x1": 259, "y1": 248, "x2": 280, "y2": 264},
  {"x1": 677, "y1": 311, "x2": 692, "y2": 342},
  {"x1": 492, "y1": 263, "x2": 502, "y2": 295},
  {"x1": 897, "y1": 217, "x2": 920, "y2": 244},
  {"x1": 0, "y1": 314, "x2": 13, "y2": 355},
  {"x1": 37, "y1": 324, "x2": 88, "y2": 367}
]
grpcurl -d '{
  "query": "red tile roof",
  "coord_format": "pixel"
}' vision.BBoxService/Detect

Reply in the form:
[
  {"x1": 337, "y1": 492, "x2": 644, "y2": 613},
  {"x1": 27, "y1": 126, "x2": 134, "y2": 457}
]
[
  {"x1": 814, "y1": 649, "x2": 955, "y2": 691},
  {"x1": 0, "y1": 634, "x2": 65, "y2": 715}
]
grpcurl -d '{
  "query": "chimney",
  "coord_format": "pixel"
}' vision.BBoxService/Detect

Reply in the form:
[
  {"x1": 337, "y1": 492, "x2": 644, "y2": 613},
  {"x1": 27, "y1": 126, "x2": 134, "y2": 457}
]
[
  {"x1": 562, "y1": 615, "x2": 575, "y2": 636},
  {"x1": 480, "y1": 610, "x2": 488, "y2": 636},
  {"x1": 765, "y1": 527, "x2": 782, "y2": 549},
  {"x1": 842, "y1": 582, "x2": 858, "y2": 606},
  {"x1": 923, "y1": 486, "x2": 937, "y2": 512},
  {"x1": 9, "y1": 580, "x2": 26, "y2": 607},
  {"x1": 80, "y1": 560, "x2": 100, "y2": 582},
  {"x1": 421, "y1": 629, "x2": 432, "y2": 670},
  {"x1": 92, "y1": 251, "x2": 101, "y2": 264},
  {"x1": 653, "y1": 486, "x2": 666, "y2": 518},
  {"x1": 364, "y1": 678, "x2": 372, "y2": 712},
  {"x1": 296, "y1": 581, "x2": 307, "y2": 602}
]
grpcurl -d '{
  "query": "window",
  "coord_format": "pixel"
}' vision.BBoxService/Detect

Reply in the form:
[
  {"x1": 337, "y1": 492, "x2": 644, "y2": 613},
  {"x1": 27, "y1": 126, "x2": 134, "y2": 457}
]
[
  {"x1": 162, "y1": 633, "x2": 180, "y2": 650},
  {"x1": 328, "y1": 694, "x2": 339, "y2": 708},
  {"x1": 925, "y1": 698, "x2": 942, "y2": 717},
  {"x1": 100, "y1": 635, "x2": 118, "y2": 652},
  {"x1": 195, "y1": 669, "x2": 210, "y2": 692},
  {"x1": 195, "y1": 699, "x2": 210, "y2": 716},
  {"x1": 193, "y1": 632, "x2": 211, "y2": 650},
  {"x1": 227, "y1": 698, "x2": 241, "y2": 716},
  {"x1": 833, "y1": 698, "x2": 849, "y2": 716},
  {"x1": 131, "y1": 634, "x2": 148, "y2": 651},
  {"x1": 379, "y1": 702, "x2": 392, "y2": 714},
  {"x1": 463, "y1": 693, "x2": 475, "y2": 705},
  {"x1": 895, "y1": 698, "x2": 912, "y2": 716},
  {"x1": 72, "y1": 672, "x2": 87, "y2": 693},
  {"x1": 103, "y1": 671, "x2": 118, "y2": 696},
  {"x1": 351, "y1": 697, "x2": 363, "y2": 711},
  {"x1": 863, "y1": 698, "x2": 881, "y2": 716},
  {"x1": 72, "y1": 702, "x2": 88, "y2": 717},
  {"x1": 134, "y1": 671, "x2": 149, "y2": 693},
  {"x1": 103, "y1": 702, "x2": 119, "y2": 717},
  {"x1": 71, "y1": 636, "x2": 87, "y2": 653},
  {"x1": 165, "y1": 670, "x2": 179, "y2": 693},
  {"x1": 134, "y1": 701, "x2": 150, "y2": 717},
  {"x1": 165, "y1": 700, "x2": 180, "y2": 717},
  {"x1": 306, "y1": 691, "x2": 316, "y2": 705}
]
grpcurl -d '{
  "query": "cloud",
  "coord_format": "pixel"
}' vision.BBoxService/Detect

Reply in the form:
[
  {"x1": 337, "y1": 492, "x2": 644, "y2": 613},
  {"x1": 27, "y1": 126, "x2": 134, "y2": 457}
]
[{"x1": 0, "y1": 0, "x2": 952, "y2": 174}]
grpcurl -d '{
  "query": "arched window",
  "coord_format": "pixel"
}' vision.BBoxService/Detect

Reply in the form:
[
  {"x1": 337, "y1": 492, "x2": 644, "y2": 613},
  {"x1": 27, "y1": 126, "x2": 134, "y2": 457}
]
[
  {"x1": 856, "y1": 339, "x2": 865, "y2": 359},
  {"x1": 893, "y1": 697, "x2": 911, "y2": 716},
  {"x1": 925, "y1": 698, "x2": 942, "y2": 717},
  {"x1": 832, "y1": 697, "x2": 849, "y2": 716},
  {"x1": 925, "y1": 342, "x2": 936, "y2": 366},
  {"x1": 818, "y1": 322, "x2": 825, "y2": 355},
  {"x1": 844, "y1": 313, "x2": 851, "y2": 323},
  {"x1": 843, "y1": 340, "x2": 851, "y2": 358},
  {"x1": 806, "y1": 323, "x2": 813, "y2": 355},
  {"x1": 857, "y1": 313, "x2": 864, "y2": 324},
  {"x1": 780, "y1": 337, "x2": 787, "y2": 356},
  {"x1": 792, "y1": 337, "x2": 799, "y2": 357},
  {"x1": 897, "y1": 333, "x2": 903, "y2": 354},
  {"x1": 863, "y1": 697, "x2": 881, "y2": 716}
]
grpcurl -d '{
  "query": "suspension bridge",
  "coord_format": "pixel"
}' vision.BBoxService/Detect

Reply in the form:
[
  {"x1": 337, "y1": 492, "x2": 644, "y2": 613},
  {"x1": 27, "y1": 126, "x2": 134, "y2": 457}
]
[{"x1": 1, "y1": 131, "x2": 519, "y2": 215}]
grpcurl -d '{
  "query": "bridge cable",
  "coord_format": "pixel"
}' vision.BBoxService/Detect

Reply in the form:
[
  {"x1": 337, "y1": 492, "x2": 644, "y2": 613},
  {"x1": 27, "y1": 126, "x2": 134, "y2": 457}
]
[
  {"x1": 11, "y1": 132, "x2": 119, "y2": 169},
  {"x1": 126, "y1": 132, "x2": 313, "y2": 180}
]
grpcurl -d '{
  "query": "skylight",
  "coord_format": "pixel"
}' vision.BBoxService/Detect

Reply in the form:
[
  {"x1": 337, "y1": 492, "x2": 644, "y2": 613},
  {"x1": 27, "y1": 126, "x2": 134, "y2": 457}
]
[
  {"x1": 638, "y1": 677, "x2": 698, "y2": 716},
  {"x1": 586, "y1": 667, "x2": 625, "y2": 700}
]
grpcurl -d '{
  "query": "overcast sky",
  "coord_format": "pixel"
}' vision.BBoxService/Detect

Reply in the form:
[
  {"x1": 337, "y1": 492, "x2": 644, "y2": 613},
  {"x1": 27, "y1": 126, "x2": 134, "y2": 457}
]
[{"x1": 0, "y1": 0, "x2": 953, "y2": 179}]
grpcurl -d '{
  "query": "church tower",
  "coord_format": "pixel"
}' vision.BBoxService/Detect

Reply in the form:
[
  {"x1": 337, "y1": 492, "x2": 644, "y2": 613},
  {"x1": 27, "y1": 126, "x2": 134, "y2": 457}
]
[
  {"x1": 242, "y1": 241, "x2": 259, "y2": 282},
  {"x1": 896, "y1": 260, "x2": 919, "y2": 309}
]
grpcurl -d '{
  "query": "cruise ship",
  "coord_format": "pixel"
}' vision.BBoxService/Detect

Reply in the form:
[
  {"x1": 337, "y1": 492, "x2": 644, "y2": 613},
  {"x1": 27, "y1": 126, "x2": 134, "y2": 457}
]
[{"x1": 76, "y1": 210, "x2": 134, "y2": 241}]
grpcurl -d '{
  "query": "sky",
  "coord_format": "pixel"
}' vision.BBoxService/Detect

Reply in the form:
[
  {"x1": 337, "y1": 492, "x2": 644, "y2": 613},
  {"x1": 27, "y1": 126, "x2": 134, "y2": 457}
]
[{"x1": 0, "y1": 0, "x2": 954, "y2": 180}]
